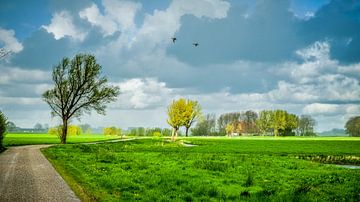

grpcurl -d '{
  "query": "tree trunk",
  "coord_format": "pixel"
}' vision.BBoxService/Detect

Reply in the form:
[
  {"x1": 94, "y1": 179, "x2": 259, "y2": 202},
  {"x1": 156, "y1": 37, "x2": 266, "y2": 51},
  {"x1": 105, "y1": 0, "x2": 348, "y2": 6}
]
[
  {"x1": 61, "y1": 119, "x2": 68, "y2": 144},
  {"x1": 171, "y1": 128, "x2": 178, "y2": 142},
  {"x1": 185, "y1": 127, "x2": 189, "y2": 137}
]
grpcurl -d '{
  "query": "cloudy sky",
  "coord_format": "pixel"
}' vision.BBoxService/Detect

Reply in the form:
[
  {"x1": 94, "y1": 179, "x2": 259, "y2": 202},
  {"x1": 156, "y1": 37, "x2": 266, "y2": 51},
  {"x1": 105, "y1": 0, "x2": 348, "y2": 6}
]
[{"x1": 0, "y1": 0, "x2": 359, "y2": 131}]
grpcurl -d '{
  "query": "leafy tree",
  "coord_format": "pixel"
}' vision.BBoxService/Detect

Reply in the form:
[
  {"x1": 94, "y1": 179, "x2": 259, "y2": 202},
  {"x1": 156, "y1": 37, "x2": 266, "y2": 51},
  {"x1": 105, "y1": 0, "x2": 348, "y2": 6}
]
[
  {"x1": 0, "y1": 111, "x2": 7, "y2": 149},
  {"x1": 281, "y1": 113, "x2": 299, "y2": 136},
  {"x1": 34, "y1": 123, "x2": 43, "y2": 130},
  {"x1": 191, "y1": 114, "x2": 217, "y2": 136},
  {"x1": 43, "y1": 54, "x2": 119, "y2": 144},
  {"x1": 271, "y1": 110, "x2": 287, "y2": 137},
  {"x1": 161, "y1": 128, "x2": 172, "y2": 136},
  {"x1": 80, "y1": 124, "x2": 92, "y2": 134},
  {"x1": 257, "y1": 110, "x2": 272, "y2": 135},
  {"x1": 184, "y1": 100, "x2": 202, "y2": 137},
  {"x1": 103, "y1": 127, "x2": 122, "y2": 136},
  {"x1": 297, "y1": 115, "x2": 316, "y2": 136},
  {"x1": 217, "y1": 112, "x2": 241, "y2": 135},
  {"x1": 345, "y1": 116, "x2": 360, "y2": 137},
  {"x1": 225, "y1": 123, "x2": 234, "y2": 137},
  {"x1": 48, "y1": 127, "x2": 61, "y2": 136},
  {"x1": 167, "y1": 98, "x2": 188, "y2": 141},
  {"x1": 241, "y1": 110, "x2": 259, "y2": 134},
  {"x1": 68, "y1": 125, "x2": 83, "y2": 136}
]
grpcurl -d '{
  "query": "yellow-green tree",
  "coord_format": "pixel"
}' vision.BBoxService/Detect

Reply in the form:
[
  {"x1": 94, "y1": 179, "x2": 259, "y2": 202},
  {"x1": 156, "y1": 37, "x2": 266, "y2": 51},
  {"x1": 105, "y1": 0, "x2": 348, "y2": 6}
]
[
  {"x1": 256, "y1": 110, "x2": 272, "y2": 135},
  {"x1": 67, "y1": 125, "x2": 83, "y2": 136},
  {"x1": 225, "y1": 123, "x2": 234, "y2": 137},
  {"x1": 167, "y1": 98, "x2": 188, "y2": 141},
  {"x1": 271, "y1": 110, "x2": 287, "y2": 137},
  {"x1": 184, "y1": 100, "x2": 202, "y2": 137},
  {"x1": 103, "y1": 127, "x2": 122, "y2": 136}
]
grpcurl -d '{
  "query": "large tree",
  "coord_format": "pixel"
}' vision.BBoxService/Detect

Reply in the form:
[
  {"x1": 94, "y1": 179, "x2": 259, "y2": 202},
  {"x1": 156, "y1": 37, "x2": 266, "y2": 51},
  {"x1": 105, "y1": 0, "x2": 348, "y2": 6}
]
[
  {"x1": 345, "y1": 116, "x2": 360, "y2": 137},
  {"x1": 184, "y1": 100, "x2": 202, "y2": 137},
  {"x1": 167, "y1": 98, "x2": 188, "y2": 141},
  {"x1": 43, "y1": 54, "x2": 119, "y2": 144}
]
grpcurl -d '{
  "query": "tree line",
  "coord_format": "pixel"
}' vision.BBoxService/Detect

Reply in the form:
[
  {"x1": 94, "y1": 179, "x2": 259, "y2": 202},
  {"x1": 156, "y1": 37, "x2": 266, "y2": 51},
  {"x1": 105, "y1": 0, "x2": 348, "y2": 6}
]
[
  {"x1": 191, "y1": 110, "x2": 317, "y2": 137},
  {"x1": 166, "y1": 98, "x2": 318, "y2": 137}
]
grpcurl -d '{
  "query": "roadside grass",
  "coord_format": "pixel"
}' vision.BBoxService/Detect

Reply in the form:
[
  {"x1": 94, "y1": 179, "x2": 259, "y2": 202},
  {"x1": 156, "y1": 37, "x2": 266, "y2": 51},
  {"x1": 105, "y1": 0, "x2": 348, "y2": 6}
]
[
  {"x1": 3, "y1": 133, "x2": 121, "y2": 146},
  {"x1": 43, "y1": 137, "x2": 360, "y2": 201}
]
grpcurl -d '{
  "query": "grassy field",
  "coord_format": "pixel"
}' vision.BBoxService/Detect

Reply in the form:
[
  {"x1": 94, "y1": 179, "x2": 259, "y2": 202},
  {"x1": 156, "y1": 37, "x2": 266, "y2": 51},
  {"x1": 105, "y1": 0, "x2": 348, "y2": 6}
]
[
  {"x1": 3, "y1": 133, "x2": 121, "y2": 146},
  {"x1": 43, "y1": 137, "x2": 360, "y2": 201}
]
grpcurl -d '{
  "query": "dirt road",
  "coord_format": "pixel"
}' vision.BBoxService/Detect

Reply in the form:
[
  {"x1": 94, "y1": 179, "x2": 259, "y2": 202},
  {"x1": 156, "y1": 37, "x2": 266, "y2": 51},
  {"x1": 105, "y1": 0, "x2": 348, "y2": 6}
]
[{"x1": 0, "y1": 145, "x2": 80, "y2": 202}]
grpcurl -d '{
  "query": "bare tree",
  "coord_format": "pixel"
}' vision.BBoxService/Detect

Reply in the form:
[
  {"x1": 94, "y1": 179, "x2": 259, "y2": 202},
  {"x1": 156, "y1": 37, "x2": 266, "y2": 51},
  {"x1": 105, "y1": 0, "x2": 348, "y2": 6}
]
[{"x1": 43, "y1": 54, "x2": 120, "y2": 144}]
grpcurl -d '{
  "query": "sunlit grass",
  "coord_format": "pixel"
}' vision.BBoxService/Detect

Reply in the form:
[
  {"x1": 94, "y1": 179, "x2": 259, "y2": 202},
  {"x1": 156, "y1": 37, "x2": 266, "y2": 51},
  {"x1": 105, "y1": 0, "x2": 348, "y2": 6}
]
[
  {"x1": 3, "y1": 133, "x2": 121, "y2": 146},
  {"x1": 43, "y1": 138, "x2": 360, "y2": 201}
]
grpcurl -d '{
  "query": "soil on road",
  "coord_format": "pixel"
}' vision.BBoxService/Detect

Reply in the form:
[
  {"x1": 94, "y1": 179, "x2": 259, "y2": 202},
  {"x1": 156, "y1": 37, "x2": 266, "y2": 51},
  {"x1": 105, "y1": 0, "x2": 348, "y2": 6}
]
[{"x1": 0, "y1": 145, "x2": 80, "y2": 202}]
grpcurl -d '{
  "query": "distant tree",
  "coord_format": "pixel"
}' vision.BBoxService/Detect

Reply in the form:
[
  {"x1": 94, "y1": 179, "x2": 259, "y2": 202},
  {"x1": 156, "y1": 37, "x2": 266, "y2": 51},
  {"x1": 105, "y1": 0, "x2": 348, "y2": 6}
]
[
  {"x1": 345, "y1": 116, "x2": 360, "y2": 137},
  {"x1": 6, "y1": 121, "x2": 17, "y2": 132},
  {"x1": 297, "y1": 115, "x2": 316, "y2": 136},
  {"x1": 184, "y1": 100, "x2": 202, "y2": 137},
  {"x1": 191, "y1": 114, "x2": 217, "y2": 136},
  {"x1": 217, "y1": 112, "x2": 241, "y2": 135},
  {"x1": 161, "y1": 128, "x2": 172, "y2": 136},
  {"x1": 241, "y1": 110, "x2": 259, "y2": 134},
  {"x1": 103, "y1": 127, "x2": 122, "y2": 136},
  {"x1": 280, "y1": 113, "x2": 299, "y2": 136},
  {"x1": 270, "y1": 110, "x2": 287, "y2": 137},
  {"x1": 67, "y1": 125, "x2": 83, "y2": 136},
  {"x1": 256, "y1": 110, "x2": 272, "y2": 135},
  {"x1": 48, "y1": 127, "x2": 61, "y2": 136},
  {"x1": 80, "y1": 124, "x2": 92, "y2": 134},
  {"x1": 225, "y1": 123, "x2": 234, "y2": 137},
  {"x1": 42, "y1": 54, "x2": 119, "y2": 144},
  {"x1": 0, "y1": 111, "x2": 7, "y2": 149},
  {"x1": 34, "y1": 123, "x2": 43, "y2": 130},
  {"x1": 167, "y1": 99, "x2": 188, "y2": 141}
]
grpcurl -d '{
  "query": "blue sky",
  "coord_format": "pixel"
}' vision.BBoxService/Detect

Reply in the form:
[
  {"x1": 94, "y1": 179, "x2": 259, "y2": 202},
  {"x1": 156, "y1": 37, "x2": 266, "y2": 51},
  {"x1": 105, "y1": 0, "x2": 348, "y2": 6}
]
[{"x1": 0, "y1": 0, "x2": 359, "y2": 132}]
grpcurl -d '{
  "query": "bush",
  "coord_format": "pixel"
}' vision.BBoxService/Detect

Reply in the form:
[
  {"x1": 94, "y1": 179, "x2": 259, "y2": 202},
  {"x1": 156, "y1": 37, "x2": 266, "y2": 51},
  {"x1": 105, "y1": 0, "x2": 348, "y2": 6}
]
[{"x1": 0, "y1": 111, "x2": 7, "y2": 149}]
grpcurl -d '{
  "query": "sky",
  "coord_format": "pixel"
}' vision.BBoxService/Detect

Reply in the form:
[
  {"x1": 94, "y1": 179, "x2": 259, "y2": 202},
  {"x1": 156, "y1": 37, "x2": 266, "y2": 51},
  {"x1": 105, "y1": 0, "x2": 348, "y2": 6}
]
[{"x1": 0, "y1": 0, "x2": 359, "y2": 132}]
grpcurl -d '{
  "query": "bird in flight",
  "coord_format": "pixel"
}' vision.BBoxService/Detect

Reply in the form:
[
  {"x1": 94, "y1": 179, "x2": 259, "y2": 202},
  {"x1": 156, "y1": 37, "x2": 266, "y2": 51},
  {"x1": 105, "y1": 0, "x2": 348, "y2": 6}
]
[
  {"x1": 193, "y1": 42, "x2": 199, "y2": 47},
  {"x1": 171, "y1": 37, "x2": 177, "y2": 43}
]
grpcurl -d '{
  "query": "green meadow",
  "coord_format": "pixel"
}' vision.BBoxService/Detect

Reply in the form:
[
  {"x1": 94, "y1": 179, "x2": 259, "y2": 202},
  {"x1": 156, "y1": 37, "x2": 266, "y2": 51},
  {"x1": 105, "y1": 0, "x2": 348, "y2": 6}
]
[
  {"x1": 43, "y1": 137, "x2": 360, "y2": 201},
  {"x1": 3, "y1": 133, "x2": 121, "y2": 146}
]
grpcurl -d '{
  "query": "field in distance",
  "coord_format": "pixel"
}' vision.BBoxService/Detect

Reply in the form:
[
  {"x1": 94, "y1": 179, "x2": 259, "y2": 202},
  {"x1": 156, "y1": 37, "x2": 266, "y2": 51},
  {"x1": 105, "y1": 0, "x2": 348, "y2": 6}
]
[
  {"x1": 3, "y1": 133, "x2": 121, "y2": 146},
  {"x1": 43, "y1": 137, "x2": 360, "y2": 201}
]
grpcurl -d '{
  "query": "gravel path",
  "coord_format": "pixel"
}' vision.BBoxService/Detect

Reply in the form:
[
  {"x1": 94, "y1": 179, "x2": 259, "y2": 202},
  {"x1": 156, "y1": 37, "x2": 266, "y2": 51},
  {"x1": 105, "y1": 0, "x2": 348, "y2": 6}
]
[{"x1": 0, "y1": 145, "x2": 80, "y2": 202}]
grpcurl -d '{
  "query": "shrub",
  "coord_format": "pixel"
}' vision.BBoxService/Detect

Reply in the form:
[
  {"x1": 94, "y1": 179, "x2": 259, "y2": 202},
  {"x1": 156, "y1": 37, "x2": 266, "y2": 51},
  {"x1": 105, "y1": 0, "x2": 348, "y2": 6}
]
[{"x1": 0, "y1": 111, "x2": 7, "y2": 149}]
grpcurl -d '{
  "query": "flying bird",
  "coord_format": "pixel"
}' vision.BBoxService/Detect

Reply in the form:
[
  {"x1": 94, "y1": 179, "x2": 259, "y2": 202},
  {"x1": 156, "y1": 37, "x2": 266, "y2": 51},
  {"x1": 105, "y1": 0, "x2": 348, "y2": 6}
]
[
  {"x1": 171, "y1": 37, "x2": 177, "y2": 43},
  {"x1": 192, "y1": 42, "x2": 199, "y2": 47}
]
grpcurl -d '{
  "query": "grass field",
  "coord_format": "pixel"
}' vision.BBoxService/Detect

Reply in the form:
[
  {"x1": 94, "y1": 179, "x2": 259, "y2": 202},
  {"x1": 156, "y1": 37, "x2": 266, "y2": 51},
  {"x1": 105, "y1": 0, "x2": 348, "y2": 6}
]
[
  {"x1": 3, "y1": 134, "x2": 121, "y2": 146},
  {"x1": 43, "y1": 137, "x2": 360, "y2": 201}
]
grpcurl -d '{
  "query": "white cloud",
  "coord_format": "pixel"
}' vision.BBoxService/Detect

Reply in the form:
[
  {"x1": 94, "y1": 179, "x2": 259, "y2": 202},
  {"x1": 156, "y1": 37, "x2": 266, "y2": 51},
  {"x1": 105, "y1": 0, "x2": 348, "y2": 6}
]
[
  {"x1": 0, "y1": 66, "x2": 50, "y2": 85},
  {"x1": 0, "y1": 28, "x2": 23, "y2": 53},
  {"x1": 42, "y1": 11, "x2": 87, "y2": 41},
  {"x1": 113, "y1": 78, "x2": 174, "y2": 109},
  {"x1": 303, "y1": 103, "x2": 339, "y2": 115},
  {"x1": 79, "y1": 0, "x2": 141, "y2": 36}
]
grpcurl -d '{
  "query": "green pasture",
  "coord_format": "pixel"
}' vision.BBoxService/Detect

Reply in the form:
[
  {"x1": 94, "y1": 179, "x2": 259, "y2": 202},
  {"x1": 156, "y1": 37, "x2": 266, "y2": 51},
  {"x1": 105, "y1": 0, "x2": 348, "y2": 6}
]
[
  {"x1": 43, "y1": 137, "x2": 360, "y2": 201},
  {"x1": 3, "y1": 133, "x2": 121, "y2": 146}
]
